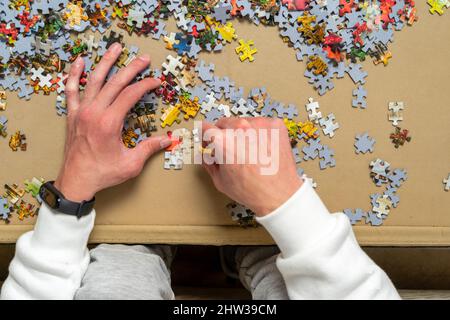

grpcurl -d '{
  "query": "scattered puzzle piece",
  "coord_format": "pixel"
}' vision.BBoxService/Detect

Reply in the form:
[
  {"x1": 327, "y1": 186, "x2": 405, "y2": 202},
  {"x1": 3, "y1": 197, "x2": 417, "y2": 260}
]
[
  {"x1": 444, "y1": 174, "x2": 450, "y2": 191},
  {"x1": 235, "y1": 39, "x2": 258, "y2": 62},
  {"x1": 390, "y1": 126, "x2": 411, "y2": 148},
  {"x1": 305, "y1": 97, "x2": 322, "y2": 123},
  {"x1": 352, "y1": 85, "x2": 367, "y2": 109},
  {"x1": 370, "y1": 158, "x2": 390, "y2": 186},
  {"x1": 319, "y1": 113, "x2": 339, "y2": 138},
  {"x1": 319, "y1": 145, "x2": 336, "y2": 169},
  {"x1": 9, "y1": 131, "x2": 27, "y2": 151},
  {"x1": 343, "y1": 208, "x2": 365, "y2": 225},
  {"x1": 373, "y1": 194, "x2": 392, "y2": 219},
  {"x1": 355, "y1": 133, "x2": 375, "y2": 154},
  {"x1": 388, "y1": 101, "x2": 405, "y2": 126},
  {"x1": 227, "y1": 202, "x2": 257, "y2": 227},
  {"x1": 428, "y1": 0, "x2": 449, "y2": 15}
]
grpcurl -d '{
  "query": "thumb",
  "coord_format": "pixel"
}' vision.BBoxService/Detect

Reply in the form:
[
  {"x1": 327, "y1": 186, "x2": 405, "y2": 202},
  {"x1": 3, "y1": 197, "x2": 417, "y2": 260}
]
[{"x1": 132, "y1": 135, "x2": 172, "y2": 162}]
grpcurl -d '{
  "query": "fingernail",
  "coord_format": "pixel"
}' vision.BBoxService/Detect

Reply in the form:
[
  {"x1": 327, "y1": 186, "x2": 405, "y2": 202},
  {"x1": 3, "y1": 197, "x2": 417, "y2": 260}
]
[
  {"x1": 160, "y1": 137, "x2": 172, "y2": 149},
  {"x1": 138, "y1": 54, "x2": 150, "y2": 63}
]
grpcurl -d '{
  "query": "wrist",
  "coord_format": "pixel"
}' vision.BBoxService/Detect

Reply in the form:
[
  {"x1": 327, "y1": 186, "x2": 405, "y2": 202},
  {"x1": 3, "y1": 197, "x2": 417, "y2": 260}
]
[
  {"x1": 54, "y1": 174, "x2": 96, "y2": 203},
  {"x1": 253, "y1": 177, "x2": 303, "y2": 217}
]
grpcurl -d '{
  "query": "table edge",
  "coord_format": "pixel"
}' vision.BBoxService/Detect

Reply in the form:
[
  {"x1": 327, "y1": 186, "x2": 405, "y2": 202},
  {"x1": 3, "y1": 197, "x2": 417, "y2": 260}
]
[{"x1": 1, "y1": 225, "x2": 450, "y2": 246}]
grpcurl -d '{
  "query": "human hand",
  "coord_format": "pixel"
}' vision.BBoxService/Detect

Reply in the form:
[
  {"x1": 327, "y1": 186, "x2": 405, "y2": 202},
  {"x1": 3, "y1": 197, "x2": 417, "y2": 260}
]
[
  {"x1": 201, "y1": 117, "x2": 303, "y2": 217},
  {"x1": 54, "y1": 43, "x2": 171, "y2": 202}
]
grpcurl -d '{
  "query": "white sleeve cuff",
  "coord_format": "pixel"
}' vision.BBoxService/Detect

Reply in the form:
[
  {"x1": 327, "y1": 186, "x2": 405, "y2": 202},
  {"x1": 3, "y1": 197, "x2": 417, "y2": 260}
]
[
  {"x1": 29, "y1": 202, "x2": 95, "y2": 263},
  {"x1": 256, "y1": 178, "x2": 337, "y2": 258}
]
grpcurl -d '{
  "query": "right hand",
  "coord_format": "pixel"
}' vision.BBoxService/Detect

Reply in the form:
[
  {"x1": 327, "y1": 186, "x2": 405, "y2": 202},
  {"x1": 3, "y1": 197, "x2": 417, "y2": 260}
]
[{"x1": 201, "y1": 117, "x2": 303, "y2": 217}]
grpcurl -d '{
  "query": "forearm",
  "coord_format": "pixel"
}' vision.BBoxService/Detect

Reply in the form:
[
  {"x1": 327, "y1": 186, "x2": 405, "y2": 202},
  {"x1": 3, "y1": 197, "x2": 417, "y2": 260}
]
[
  {"x1": 0, "y1": 203, "x2": 95, "y2": 300},
  {"x1": 257, "y1": 179, "x2": 400, "y2": 300}
]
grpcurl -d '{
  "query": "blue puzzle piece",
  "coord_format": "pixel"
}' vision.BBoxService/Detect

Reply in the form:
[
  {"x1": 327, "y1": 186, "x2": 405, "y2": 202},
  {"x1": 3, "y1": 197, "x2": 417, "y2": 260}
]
[
  {"x1": 352, "y1": 85, "x2": 367, "y2": 109},
  {"x1": 364, "y1": 211, "x2": 384, "y2": 226},
  {"x1": 344, "y1": 208, "x2": 365, "y2": 225},
  {"x1": 319, "y1": 145, "x2": 336, "y2": 169},
  {"x1": 354, "y1": 133, "x2": 375, "y2": 154},
  {"x1": 388, "y1": 169, "x2": 407, "y2": 188},
  {"x1": 303, "y1": 138, "x2": 323, "y2": 161},
  {"x1": 0, "y1": 197, "x2": 11, "y2": 222}
]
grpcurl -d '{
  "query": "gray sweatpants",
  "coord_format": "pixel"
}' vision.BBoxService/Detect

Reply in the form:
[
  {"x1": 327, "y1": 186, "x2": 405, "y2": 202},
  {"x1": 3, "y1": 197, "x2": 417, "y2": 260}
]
[{"x1": 75, "y1": 244, "x2": 288, "y2": 300}]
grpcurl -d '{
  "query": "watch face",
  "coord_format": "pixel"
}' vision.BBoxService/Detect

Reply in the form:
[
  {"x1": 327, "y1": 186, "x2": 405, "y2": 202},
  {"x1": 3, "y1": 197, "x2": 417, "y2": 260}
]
[{"x1": 41, "y1": 187, "x2": 59, "y2": 209}]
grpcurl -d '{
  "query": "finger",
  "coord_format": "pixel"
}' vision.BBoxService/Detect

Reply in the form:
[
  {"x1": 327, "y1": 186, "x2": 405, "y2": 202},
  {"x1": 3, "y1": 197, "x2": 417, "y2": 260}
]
[
  {"x1": 201, "y1": 120, "x2": 224, "y2": 146},
  {"x1": 202, "y1": 161, "x2": 219, "y2": 179},
  {"x1": 215, "y1": 117, "x2": 251, "y2": 130},
  {"x1": 201, "y1": 121, "x2": 218, "y2": 144},
  {"x1": 109, "y1": 77, "x2": 161, "y2": 123},
  {"x1": 65, "y1": 56, "x2": 84, "y2": 115},
  {"x1": 97, "y1": 54, "x2": 152, "y2": 107},
  {"x1": 131, "y1": 135, "x2": 172, "y2": 163},
  {"x1": 201, "y1": 121, "x2": 229, "y2": 166},
  {"x1": 83, "y1": 42, "x2": 123, "y2": 104}
]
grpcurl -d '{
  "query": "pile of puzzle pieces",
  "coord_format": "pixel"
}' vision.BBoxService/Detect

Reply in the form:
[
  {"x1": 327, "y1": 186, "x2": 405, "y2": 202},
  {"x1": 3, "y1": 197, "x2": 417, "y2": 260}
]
[
  {"x1": 0, "y1": 0, "x2": 419, "y2": 116},
  {"x1": 344, "y1": 158, "x2": 408, "y2": 226},
  {"x1": 0, "y1": 177, "x2": 44, "y2": 223}
]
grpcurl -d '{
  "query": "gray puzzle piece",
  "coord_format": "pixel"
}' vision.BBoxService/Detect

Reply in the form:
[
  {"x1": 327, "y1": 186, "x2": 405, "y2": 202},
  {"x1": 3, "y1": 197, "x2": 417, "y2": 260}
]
[
  {"x1": 352, "y1": 85, "x2": 367, "y2": 109},
  {"x1": 303, "y1": 138, "x2": 323, "y2": 161},
  {"x1": 343, "y1": 208, "x2": 365, "y2": 225},
  {"x1": 319, "y1": 145, "x2": 336, "y2": 169},
  {"x1": 354, "y1": 133, "x2": 375, "y2": 154}
]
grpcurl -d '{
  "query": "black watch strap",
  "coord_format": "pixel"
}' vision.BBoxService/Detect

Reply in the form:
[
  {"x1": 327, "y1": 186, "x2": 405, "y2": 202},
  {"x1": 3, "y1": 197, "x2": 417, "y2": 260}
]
[{"x1": 39, "y1": 181, "x2": 95, "y2": 219}]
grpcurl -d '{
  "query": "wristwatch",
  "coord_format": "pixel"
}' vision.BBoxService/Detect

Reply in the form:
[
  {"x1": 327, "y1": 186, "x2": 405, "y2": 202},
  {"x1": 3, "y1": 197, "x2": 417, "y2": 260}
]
[{"x1": 39, "y1": 181, "x2": 95, "y2": 218}]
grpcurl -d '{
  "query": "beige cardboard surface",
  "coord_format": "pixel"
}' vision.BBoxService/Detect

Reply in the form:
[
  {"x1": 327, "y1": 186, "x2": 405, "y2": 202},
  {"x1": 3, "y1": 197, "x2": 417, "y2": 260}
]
[{"x1": 0, "y1": 2, "x2": 449, "y2": 245}]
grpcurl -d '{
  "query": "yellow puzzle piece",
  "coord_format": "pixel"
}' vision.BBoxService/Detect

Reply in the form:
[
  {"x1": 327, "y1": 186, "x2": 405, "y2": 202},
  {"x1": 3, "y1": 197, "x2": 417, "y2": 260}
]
[
  {"x1": 235, "y1": 39, "x2": 258, "y2": 62},
  {"x1": 298, "y1": 121, "x2": 319, "y2": 140},
  {"x1": 217, "y1": 22, "x2": 237, "y2": 43},
  {"x1": 161, "y1": 105, "x2": 181, "y2": 128},
  {"x1": 428, "y1": 0, "x2": 448, "y2": 15},
  {"x1": 177, "y1": 96, "x2": 200, "y2": 120}
]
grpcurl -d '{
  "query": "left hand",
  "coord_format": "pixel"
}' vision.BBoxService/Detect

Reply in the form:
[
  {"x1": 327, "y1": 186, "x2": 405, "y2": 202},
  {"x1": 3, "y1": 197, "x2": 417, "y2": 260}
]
[{"x1": 55, "y1": 43, "x2": 171, "y2": 202}]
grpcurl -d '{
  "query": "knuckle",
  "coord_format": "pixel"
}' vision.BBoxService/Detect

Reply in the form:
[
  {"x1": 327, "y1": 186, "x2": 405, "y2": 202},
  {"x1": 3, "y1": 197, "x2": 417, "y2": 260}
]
[
  {"x1": 69, "y1": 63, "x2": 80, "y2": 75},
  {"x1": 235, "y1": 118, "x2": 249, "y2": 128},
  {"x1": 87, "y1": 73, "x2": 99, "y2": 85},
  {"x1": 65, "y1": 82, "x2": 78, "y2": 94},
  {"x1": 78, "y1": 109, "x2": 92, "y2": 123},
  {"x1": 120, "y1": 85, "x2": 133, "y2": 96},
  {"x1": 107, "y1": 74, "x2": 128, "y2": 88}
]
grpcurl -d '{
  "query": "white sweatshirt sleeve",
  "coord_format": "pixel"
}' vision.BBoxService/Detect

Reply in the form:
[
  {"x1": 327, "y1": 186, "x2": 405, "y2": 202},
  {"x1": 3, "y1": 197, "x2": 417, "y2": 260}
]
[
  {"x1": 0, "y1": 203, "x2": 95, "y2": 300},
  {"x1": 257, "y1": 179, "x2": 400, "y2": 300}
]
